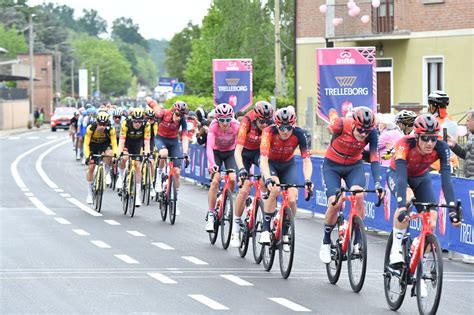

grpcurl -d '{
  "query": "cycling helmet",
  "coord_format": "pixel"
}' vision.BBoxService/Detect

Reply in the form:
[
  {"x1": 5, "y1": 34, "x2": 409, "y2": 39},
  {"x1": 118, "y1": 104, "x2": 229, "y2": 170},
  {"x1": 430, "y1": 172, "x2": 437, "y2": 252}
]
[
  {"x1": 428, "y1": 90, "x2": 449, "y2": 107},
  {"x1": 86, "y1": 107, "x2": 97, "y2": 116},
  {"x1": 414, "y1": 114, "x2": 440, "y2": 134},
  {"x1": 274, "y1": 107, "x2": 297, "y2": 126},
  {"x1": 215, "y1": 103, "x2": 234, "y2": 118},
  {"x1": 188, "y1": 110, "x2": 195, "y2": 118},
  {"x1": 96, "y1": 112, "x2": 109, "y2": 124},
  {"x1": 352, "y1": 106, "x2": 375, "y2": 128},
  {"x1": 173, "y1": 100, "x2": 189, "y2": 114},
  {"x1": 130, "y1": 108, "x2": 144, "y2": 120},
  {"x1": 112, "y1": 107, "x2": 123, "y2": 117},
  {"x1": 254, "y1": 101, "x2": 274, "y2": 119},
  {"x1": 395, "y1": 110, "x2": 417, "y2": 125},
  {"x1": 73, "y1": 110, "x2": 79, "y2": 116},
  {"x1": 144, "y1": 107, "x2": 155, "y2": 118}
]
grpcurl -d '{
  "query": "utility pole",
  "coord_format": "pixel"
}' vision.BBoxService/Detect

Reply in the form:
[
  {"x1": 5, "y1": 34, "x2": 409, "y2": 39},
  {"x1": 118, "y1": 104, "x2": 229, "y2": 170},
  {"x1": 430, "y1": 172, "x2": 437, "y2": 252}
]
[
  {"x1": 71, "y1": 59, "x2": 75, "y2": 103},
  {"x1": 28, "y1": 15, "x2": 34, "y2": 120},
  {"x1": 274, "y1": 0, "x2": 282, "y2": 97},
  {"x1": 96, "y1": 65, "x2": 100, "y2": 101}
]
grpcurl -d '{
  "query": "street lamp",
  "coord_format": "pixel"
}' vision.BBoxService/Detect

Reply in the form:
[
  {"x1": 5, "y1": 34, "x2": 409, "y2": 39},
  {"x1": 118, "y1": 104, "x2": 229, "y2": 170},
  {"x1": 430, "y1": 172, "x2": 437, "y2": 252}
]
[{"x1": 28, "y1": 14, "x2": 35, "y2": 122}]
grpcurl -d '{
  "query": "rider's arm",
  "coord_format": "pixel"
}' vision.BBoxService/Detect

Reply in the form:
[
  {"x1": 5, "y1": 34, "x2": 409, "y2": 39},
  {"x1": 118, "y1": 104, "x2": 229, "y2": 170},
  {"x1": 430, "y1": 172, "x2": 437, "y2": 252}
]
[
  {"x1": 438, "y1": 141, "x2": 456, "y2": 205},
  {"x1": 395, "y1": 159, "x2": 408, "y2": 208},
  {"x1": 235, "y1": 118, "x2": 250, "y2": 169},
  {"x1": 206, "y1": 124, "x2": 217, "y2": 168},
  {"x1": 235, "y1": 144, "x2": 245, "y2": 170},
  {"x1": 259, "y1": 128, "x2": 272, "y2": 180},
  {"x1": 327, "y1": 117, "x2": 343, "y2": 135},
  {"x1": 118, "y1": 120, "x2": 127, "y2": 155},
  {"x1": 180, "y1": 116, "x2": 189, "y2": 155},
  {"x1": 296, "y1": 128, "x2": 313, "y2": 181},
  {"x1": 451, "y1": 143, "x2": 466, "y2": 159},
  {"x1": 83, "y1": 125, "x2": 92, "y2": 158},
  {"x1": 110, "y1": 127, "x2": 118, "y2": 157},
  {"x1": 146, "y1": 97, "x2": 163, "y2": 117},
  {"x1": 143, "y1": 123, "x2": 151, "y2": 155},
  {"x1": 368, "y1": 129, "x2": 382, "y2": 185}
]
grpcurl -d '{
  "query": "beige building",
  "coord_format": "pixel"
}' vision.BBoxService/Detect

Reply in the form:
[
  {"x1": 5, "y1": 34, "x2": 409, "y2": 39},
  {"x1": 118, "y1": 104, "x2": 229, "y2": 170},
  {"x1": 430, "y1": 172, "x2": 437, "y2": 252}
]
[{"x1": 296, "y1": 0, "x2": 473, "y2": 122}]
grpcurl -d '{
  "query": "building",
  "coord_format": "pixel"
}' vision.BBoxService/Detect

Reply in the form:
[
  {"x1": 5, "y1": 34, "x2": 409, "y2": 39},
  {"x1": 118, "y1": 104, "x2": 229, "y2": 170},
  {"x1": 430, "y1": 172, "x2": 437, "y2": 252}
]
[
  {"x1": 296, "y1": 0, "x2": 473, "y2": 122},
  {"x1": 17, "y1": 52, "x2": 54, "y2": 121}
]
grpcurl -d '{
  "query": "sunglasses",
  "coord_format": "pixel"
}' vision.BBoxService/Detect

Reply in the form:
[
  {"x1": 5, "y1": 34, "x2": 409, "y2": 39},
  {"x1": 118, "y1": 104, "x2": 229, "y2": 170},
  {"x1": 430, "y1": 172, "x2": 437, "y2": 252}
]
[
  {"x1": 356, "y1": 128, "x2": 372, "y2": 134},
  {"x1": 113, "y1": 116, "x2": 121, "y2": 119},
  {"x1": 97, "y1": 122, "x2": 108, "y2": 126},
  {"x1": 419, "y1": 135, "x2": 438, "y2": 143},
  {"x1": 257, "y1": 118, "x2": 271, "y2": 125},
  {"x1": 173, "y1": 112, "x2": 182, "y2": 117},
  {"x1": 278, "y1": 124, "x2": 293, "y2": 132},
  {"x1": 132, "y1": 119, "x2": 143, "y2": 124},
  {"x1": 218, "y1": 118, "x2": 232, "y2": 123}
]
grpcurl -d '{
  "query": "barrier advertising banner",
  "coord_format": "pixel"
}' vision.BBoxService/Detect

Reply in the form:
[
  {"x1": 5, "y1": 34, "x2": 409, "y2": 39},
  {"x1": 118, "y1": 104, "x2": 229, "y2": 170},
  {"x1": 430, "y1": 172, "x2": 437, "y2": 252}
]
[
  {"x1": 317, "y1": 47, "x2": 377, "y2": 123},
  {"x1": 213, "y1": 59, "x2": 253, "y2": 112}
]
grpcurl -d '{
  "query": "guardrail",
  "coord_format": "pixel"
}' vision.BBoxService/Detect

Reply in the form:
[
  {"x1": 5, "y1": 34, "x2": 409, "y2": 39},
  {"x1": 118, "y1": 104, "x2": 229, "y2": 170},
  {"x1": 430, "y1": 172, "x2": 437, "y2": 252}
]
[{"x1": 181, "y1": 143, "x2": 474, "y2": 256}]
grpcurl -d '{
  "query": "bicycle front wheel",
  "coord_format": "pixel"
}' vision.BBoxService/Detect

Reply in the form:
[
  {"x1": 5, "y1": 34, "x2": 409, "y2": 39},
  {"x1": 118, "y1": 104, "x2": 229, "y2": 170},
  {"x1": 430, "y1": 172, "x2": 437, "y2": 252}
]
[
  {"x1": 220, "y1": 190, "x2": 233, "y2": 249},
  {"x1": 252, "y1": 199, "x2": 264, "y2": 264},
  {"x1": 95, "y1": 166, "x2": 104, "y2": 213},
  {"x1": 262, "y1": 243, "x2": 275, "y2": 272},
  {"x1": 122, "y1": 173, "x2": 129, "y2": 215},
  {"x1": 238, "y1": 217, "x2": 250, "y2": 258},
  {"x1": 168, "y1": 175, "x2": 177, "y2": 225},
  {"x1": 416, "y1": 233, "x2": 443, "y2": 315},
  {"x1": 279, "y1": 207, "x2": 295, "y2": 279},
  {"x1": 128, "y1": 171, "x2": 136, "y2": 218},
  {"x1": 383, "y1": 231, "x2": 408, "y2": 311},
  {"x1": 347, "y1": 216, "x2": 367, "y2": 293},
  {"x1": 208, "y1": 212, "x2": 219, "y2": 245}
]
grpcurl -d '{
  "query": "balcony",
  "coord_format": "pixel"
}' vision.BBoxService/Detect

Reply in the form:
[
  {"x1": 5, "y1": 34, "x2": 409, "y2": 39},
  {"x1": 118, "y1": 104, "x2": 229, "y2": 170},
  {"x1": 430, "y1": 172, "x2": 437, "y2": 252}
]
[{"x1": 325, "y1": 0, "x2": 410, "y2": 41}]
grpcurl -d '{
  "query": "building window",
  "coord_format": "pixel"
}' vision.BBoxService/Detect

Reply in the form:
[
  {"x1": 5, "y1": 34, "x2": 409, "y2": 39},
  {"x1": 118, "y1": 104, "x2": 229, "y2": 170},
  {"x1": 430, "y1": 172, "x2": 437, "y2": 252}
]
[{"x1": 427, "y1": 58, "x2": 443, "y2": 93}]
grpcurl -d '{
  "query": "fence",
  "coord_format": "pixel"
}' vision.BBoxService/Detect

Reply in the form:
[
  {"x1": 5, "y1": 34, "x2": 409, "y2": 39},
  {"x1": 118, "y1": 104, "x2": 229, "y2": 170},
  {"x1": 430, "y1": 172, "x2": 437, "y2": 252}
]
[{"x1": 0, "y1": 88, "x2": 28, "y2": 100}]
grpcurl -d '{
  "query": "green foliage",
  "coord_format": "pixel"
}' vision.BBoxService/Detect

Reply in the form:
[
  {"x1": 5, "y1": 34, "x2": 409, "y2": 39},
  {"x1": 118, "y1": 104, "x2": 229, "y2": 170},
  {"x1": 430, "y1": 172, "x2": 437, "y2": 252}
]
[
  {"x1": 77, "y1": 9, "x2": 107, "y2": 37},
  {"x1": 112, "y1": 17, "x2": 148, "y2": 49},
  {"x1": 0, "y1": 24, "x2": 27, "y2": 58},
  {"x1": 164, "y1": 95, "x2": 215, "y2": 111},
  {"x1": 148, "y1": 39, "x2": 169, "y2": 77},
  {"x1": 134, "y1": 44, "x2": 158, "y2": 87}
]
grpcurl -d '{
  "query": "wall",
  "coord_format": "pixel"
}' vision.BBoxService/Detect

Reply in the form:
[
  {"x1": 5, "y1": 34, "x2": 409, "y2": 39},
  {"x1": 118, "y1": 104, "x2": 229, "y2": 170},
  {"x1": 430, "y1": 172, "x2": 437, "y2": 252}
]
[{"x1": 0, "y1": 100, "x2": 29, "y2": 130}]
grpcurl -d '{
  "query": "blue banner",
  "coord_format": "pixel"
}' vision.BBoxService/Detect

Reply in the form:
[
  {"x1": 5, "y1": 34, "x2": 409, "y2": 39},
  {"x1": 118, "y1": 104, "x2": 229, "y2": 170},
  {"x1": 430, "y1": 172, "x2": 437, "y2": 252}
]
[{"x1": 158, "y1": 77, "x2": 178, "y2": 87}]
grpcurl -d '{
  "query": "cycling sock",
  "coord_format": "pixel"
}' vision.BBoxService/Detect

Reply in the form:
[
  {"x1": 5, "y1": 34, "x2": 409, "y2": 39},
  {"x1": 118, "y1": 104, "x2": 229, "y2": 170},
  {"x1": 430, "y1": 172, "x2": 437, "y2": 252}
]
[
  {"x1": 118, "y1": 168, "x2": 125, "y2": 178},
  {"x1": 87, "y1": 181, "x2": 93, "y2": 194},
  {"x1": 233, "y1": 217, "x2": 241, "y2": 232},
  {"x1": 263, "y1": 211, "x2": 275, "y2": 232},
  {"x1": 354, "y1": 226, "x2": 362, "y2": 245},
  {"x1": 323, "y1": 224, "x2": 336, "y2": 244},
  {"x1": 104, "y1": 164, "x2": 110, "y2": 175},
  {"x1": 392, "y1": 227, "x2": 406, "y2": 254}
]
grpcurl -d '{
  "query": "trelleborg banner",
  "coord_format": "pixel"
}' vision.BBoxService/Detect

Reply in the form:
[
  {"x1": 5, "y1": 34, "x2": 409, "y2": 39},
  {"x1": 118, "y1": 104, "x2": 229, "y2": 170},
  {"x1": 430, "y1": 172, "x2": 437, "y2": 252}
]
[
  {"x1": 316, "y1": 47, "x2": 377, "y2": 123},
  {"x1": 213, "y1": 59, "x2": 253, "y2": 112}
]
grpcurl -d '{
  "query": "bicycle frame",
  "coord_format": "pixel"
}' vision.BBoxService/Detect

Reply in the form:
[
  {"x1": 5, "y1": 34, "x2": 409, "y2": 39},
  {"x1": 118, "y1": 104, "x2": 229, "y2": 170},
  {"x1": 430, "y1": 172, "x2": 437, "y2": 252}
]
[
  {"x1": 246, "y1": 176, "x2": 262, "y2": 231},
  {"x1": 216, "y1": 173, "x2": 232, "y2": 221},
  {"x1": 339, "y1": 194, "x2": 359, "y2": 254},
  {"x1": 408, "y1": 211, "x2": 432, "y2": 275},
  {"x1": 273, "y1": 188, "x2": 290, "y2": 242}
]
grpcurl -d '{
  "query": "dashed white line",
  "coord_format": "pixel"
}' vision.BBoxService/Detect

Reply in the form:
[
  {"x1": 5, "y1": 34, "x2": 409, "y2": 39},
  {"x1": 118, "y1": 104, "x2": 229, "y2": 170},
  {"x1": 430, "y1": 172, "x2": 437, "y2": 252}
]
[
  {"x1": 182, "y1": 256, "x2": 208, "y2": 265},
  {"x1": 27, "y1": 136, "x2": 40, "y2": 139},
  {"x1": 21, "y1": 188, "x2": 29, "y2": 192},
  {"x1": 28, "y1": 197, "x2": 55, "y2": 215},
  {"x1": 147, "y1": 272, "x2": 177, "y2": 284},
  {"x1": 152, "y1": 242, "x2": 174, "y2": 250},
  {"x1": 24, "y1": 192, "x2": 34, "y2": 197},
  {"x1": 269, "y1": 298, "x2": 311, "y2": 312},
  {"x1": 188, "y1": 294, "x2": 229, "y2": 310},
  {"x1": 8, "y1": 137, "x2": 20, "y2": 140},
  {"x1": 54, "y1": 188, "x2": 64, "y2": 193},
  {"x1": 54, "y1": 218, "x2": 71, "y2": 225},
  {"x1": 72, "y1": 229, "x2": 90, "y2": 236},
  {"x1": 90, "y1": 240, "x2": 111, "y2": 248},
  {"x1": 114, "y1": 255, "x2": 139, "y2": 264},
  {"x1": 127, "y1": 230, "x2": 146, "y2": 237},
  {"x1": 220, "y1": 275, "x2": 253, "y2": 286},
  {"x1": 104, "y1": 220, "x2": 120, "y2": 225},
  {"x1": 60, "y1": 193, "x2": 71, "y2": 198},
  {"x1": 66, "y1": 197, "x2": 102, "y2": 217},
  {"x1": 46, "y1": 136, "x2": 58, "y2": 139}
]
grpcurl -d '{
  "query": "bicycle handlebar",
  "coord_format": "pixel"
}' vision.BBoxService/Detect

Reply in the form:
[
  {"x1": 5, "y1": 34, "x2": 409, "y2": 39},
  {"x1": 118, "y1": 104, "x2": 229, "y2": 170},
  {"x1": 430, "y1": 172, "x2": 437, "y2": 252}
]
[
  {"x1": 238, "y1": 173, "x2": 262, "y2": 188},
  {"x1": 158, "y1": 156, "x2": 187, "y2": 161},
  {"x1": 407, "y1": 198, "x2": 463, "y2": 222},
  {"x1": 91, "y1": 154, "x2": 114, "y2": 158},
  {"x1": 274, "y1": 183, "x2": 313, "y2": 201},
  {"x1": 331, "y1": 187, "x2": 383, "y2": 207}
]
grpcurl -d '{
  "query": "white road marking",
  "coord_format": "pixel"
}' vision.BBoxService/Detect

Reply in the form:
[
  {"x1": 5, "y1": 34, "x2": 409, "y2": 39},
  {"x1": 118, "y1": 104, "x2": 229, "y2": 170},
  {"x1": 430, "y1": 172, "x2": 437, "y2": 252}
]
[
  {"x1": 35, "y1": 140, "x2": 69, "y2": 189},
  {"x1": 72, "y1": 229, "x2": 90, "y2": 236},
  {"x1": 66, "y1": 197, "x2": 102, "y2": 217},
  {"x1": 114, "y1": 255, "x2": 139, "y2": 264},
  {"x1": 182, "y1": 256, "x2": 208, "y2": 265},
  {"x1": 152, "y1": 242, "x2": 174, "y2": 250},
  {"x1": 46, "y1": 136, "x2": 58, "y2": 139},
  {"x1": 8, "y1": 137, "x2": 20, "y2": 140},
  {"x1": 27, "y1": 136, "x2": 40, "y2": 139},
  {"x1": 24, "y1": 192, "x2": 34, "y2": 197},
  {"x1": 188, "y1": 294, "x2": 229, "y2": 310},
  {"x1": 90, "y1": 240, "x2": 111, "y2": 249},
  {"x1": 220, "y1": 274, "x2": 253, "y2": 286},
  {"x1": 127, "y1": 230, "x2": 146, "y2": 237},
  {"x1": 147, "y1": 272, "x2": 177, "y2": 284},
  {"x1": 28, "y1": 197, "x2": 55, "y2": 215},
  {"x1": 60, "y1": 193, "x2": 71, "y2": 198},
  {"x1": 54, "y1": 218, "x2": 71, "y2": 225},
  {"x1": 54, "y1": 188, "x2": 64, "y2": 192},
  {"x1": 269, "y1": 298, "x2": 311, "y2": 312},
  {"x1": 104, "y1": 220, "x2": 120, "y2": 225},
  {"x1": 21, "y1": 188, "x2": 29, "y2": 192}
]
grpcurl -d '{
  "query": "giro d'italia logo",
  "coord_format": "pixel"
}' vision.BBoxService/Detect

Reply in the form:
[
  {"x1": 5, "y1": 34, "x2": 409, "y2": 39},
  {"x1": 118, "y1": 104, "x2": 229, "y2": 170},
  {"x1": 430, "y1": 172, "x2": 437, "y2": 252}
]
[
  {"x1": 225, "y1": 78, "x2": 240, "y2": 85},
  {"x1": 335, "y1": 76, "x2": 357, "y2": 87}
]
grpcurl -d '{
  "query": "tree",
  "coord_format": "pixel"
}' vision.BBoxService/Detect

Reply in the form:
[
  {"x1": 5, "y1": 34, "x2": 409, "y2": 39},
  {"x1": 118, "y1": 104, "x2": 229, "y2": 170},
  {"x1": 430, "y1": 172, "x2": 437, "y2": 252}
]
[
  {"x1": 0, "y1": 24, "x2": 27, "y2": 58},
  {"x1": 148, "y1": 39, "x2": 169, "y2": 77},
  {"x1": 111, "y1": 17, "x2": 147, "y2": 49},
  {"x1": 165, "y1": 22, "x2": 200, "y2": 81},
  {"x1": 77, "y1": 9, "x2": 107, "y2": 37}
]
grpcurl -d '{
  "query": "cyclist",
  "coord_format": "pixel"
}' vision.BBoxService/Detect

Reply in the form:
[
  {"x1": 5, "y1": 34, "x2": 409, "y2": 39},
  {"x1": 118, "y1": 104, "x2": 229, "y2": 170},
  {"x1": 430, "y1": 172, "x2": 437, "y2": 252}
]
[
  {"x1": 319, "y1": 106, "x2": 384, "y2": 263},
  {"x1": 387, "y1": 114, "x2": 461, "y2": 267},
  {"x1": 395, "y1": 110, "x2": 417, "y2": 135},
  {"x1": 83, "y1": 112, "x2": 118, "y2": 204},
  {"x1": 69, "y1": 110, "x2": 79, "y2": 149},
  {"x1": 230, "y1": 101, "x2": 273, "y2": 247},
  {"x1": 144, "y1": 107, "x2": 158, "y2": 197},
  {"x1": 259, "y1": 107, "x2": 313, "y2": 244},
  {"x1": 117, "y1": 108, "x2": 151, "y2": 207},
  {"x1": 146, "y1": 97, "x2": 189, "y2": 197},
  {"x1": 205, "y1": 103, "x2": 240, "y2": 232}
]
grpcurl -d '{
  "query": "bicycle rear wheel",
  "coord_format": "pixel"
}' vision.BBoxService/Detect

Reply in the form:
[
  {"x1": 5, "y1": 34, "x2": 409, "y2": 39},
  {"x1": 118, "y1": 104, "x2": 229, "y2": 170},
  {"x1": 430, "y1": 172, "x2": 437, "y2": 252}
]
[
  {"x1": 279, "y1": 207, "x2": 295, "y2": 279},
  {"x1": 252, "y1": 199, "x2": 264, "y2": 264},
  {"x1": 347, "y1": 216, "x2": 367, "y2": 293},
  {"x1": 383, "y1": 231, "x2": 408, "y2": 311},
  {"x1": 416, "y1": 233, "x2": 443, "y2": 315},
  {"x1": 325, "y1": 222, "x2": 343, "y2": 284},
  {"x1": 128, "y1": 171, "x2": 136, "y2": 218},
  {"x1": 220, "y1": 190, "x2": 233, "y2": 249},
  {"x1": 168, "y1": 175, "x2": 177, "y2": 225},
  {"x1": 262, "y1": 243, "x2": 275, "y2": 272}
]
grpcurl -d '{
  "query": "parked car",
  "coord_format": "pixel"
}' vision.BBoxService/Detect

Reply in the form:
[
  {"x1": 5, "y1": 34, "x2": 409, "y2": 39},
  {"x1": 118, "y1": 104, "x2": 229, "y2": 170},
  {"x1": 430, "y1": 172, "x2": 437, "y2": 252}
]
[{"x1": 51, "y1": 107, "x2": 76, "y2": 131}]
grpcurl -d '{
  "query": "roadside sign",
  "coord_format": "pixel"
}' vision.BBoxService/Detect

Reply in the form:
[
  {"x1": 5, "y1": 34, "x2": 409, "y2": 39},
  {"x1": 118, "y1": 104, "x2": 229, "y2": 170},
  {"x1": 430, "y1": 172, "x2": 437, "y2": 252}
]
[
  {"x1": 159, "y1": 77, "x2": 178, "y2": 87},
  {"x1": 172, "y1": 82, "x2": 185, "y2": 95}
]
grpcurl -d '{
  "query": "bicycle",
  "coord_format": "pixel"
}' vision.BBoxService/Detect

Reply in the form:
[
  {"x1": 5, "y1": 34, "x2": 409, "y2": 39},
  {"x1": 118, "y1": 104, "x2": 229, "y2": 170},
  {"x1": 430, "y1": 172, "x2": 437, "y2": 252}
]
[
  {"x1": 157, "y1": 156, "x2": 187, "y2": 225},
  {"x1": 90, "y1": 154, "x2": 112, "y2": 213},
  {"x1": 237, "y1": 174, "x2": 265, "y2": 264},
  {"x1": 383, "y1": 199, "x2": 463, "y2": 314},
  {"x1": 120, "y1": 153, "x2": 144, "y2": 218},
  {"x1": 141, "y1": 154, "x2": 154, "y2": 206},
  {"x1": 325, "y1": 187, "x2": 382, "y2": 293},
  {"x1": 261, "y1": 183, "x2": 312, "y2": 279},
  {"x1": 108, "y1": 158, "x2": 118, "y2": 190},
  {"x1": 206, "y1": 169, "x2": 235, "y2": 249}
]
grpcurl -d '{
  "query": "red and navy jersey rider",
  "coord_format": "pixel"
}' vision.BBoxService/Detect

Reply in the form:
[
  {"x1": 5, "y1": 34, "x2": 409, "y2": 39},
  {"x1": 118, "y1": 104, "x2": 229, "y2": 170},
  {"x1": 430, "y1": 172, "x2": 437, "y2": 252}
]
[
  {"x1": 259, "y1": 107, "x2": 313, "y2": 244},
  {"x1": 319, "y1": 106, "x2": 384, "y2": 264},
  {"x1": 387, "y1": 114, "x2": 461, "y2": 266}
]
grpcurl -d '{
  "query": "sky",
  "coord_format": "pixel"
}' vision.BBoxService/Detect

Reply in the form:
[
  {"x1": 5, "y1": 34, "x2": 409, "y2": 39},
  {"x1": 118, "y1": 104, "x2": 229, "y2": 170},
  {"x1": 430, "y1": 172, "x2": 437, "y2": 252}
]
[{"x1": 28, "y1": 0, "x2": 213, "y2": 40}]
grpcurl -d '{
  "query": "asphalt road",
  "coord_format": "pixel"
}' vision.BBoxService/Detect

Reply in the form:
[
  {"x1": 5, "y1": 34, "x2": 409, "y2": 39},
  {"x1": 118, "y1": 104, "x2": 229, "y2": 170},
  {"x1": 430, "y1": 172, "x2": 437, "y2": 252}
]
[{"x1": 1, "y1": 129, "x2": 473, "y2": 314}]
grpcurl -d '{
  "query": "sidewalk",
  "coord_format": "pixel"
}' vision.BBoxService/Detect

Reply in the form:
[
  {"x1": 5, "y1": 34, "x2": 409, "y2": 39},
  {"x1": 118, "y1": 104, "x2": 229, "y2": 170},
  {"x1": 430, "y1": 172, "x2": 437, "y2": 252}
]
[{"x1": 0, "y1": 124, "x2": 47, "y2": 137}]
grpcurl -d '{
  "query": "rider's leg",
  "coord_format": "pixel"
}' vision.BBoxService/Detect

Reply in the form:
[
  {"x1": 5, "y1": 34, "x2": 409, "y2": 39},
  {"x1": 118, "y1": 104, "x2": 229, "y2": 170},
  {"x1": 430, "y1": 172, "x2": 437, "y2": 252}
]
[{"x1": 208, "y1": 172, "x2": 221, "y2": 212}]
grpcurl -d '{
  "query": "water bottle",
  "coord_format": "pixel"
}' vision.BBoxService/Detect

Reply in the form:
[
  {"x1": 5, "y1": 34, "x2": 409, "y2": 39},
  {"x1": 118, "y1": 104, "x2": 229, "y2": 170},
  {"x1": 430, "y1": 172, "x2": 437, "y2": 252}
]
[
  {"x1": 215, "y1": 191, "x2": 222, "y2": 211},
  {"x1": 272, "y1": 211, "x2": 280, "y2": 231},
  {"x1": 410, "y1": 236, "x2": 420, "y2": 256},
  {"x1": 339, "y1": 220, "x2": 348, "y2": 240},
  {"x1": 244, "y1": 196, "x2": 253, "y2": 218}
]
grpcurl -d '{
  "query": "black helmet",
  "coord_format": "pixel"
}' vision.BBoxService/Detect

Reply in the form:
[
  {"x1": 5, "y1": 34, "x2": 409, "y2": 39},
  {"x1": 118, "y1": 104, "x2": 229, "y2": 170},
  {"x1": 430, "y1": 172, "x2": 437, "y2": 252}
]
[{"x1": 428, "y1": 90, "x2": 449, "y2": 107}]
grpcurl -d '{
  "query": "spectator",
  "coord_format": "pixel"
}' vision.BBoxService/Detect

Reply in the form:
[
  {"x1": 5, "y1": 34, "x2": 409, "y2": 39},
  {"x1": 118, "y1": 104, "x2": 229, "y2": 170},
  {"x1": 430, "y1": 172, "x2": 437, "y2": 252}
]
[
  {"x1": 235, "y1": 110, "x2": 245, "y2": 123},
  {"x1": 376, "y1": 114, "x2": 402, "y2": 166},
  {"x1": 447, "y1": 109, "x2": 474, "y2": 264},
  {"x1": 196, "y1": 109, "x2": 216, "y2": 146},
  {"x1": 33, "y1": 108, "x2": 40, "y2": 125}
]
